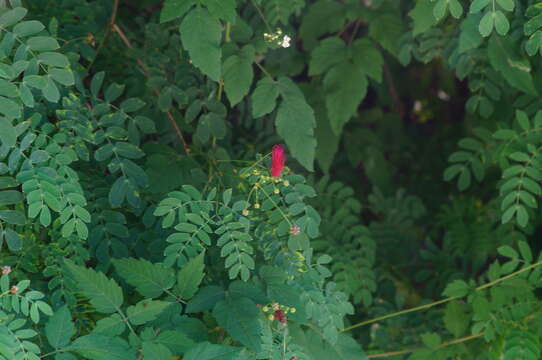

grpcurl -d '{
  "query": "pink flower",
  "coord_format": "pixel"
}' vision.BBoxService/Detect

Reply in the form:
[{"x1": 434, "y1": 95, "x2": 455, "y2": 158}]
[
  {"x1": 271, "y1": 145, "x2": 285, "y2": 177},
  {"x1": 290, "y1": 224, "x2": 300, "y2": 236}
]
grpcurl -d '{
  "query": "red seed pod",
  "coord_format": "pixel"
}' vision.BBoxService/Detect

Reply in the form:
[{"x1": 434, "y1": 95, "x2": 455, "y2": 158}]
[{"x1": 274, "y1": 309, "x2": 287, "y2": 323}]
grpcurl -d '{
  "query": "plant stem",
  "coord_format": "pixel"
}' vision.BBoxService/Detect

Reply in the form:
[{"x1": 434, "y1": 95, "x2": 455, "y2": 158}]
[
  {"x1": 87, "y1": 0, "x2": 120, "y2": 71},
  {"x1": 341, "y1": 260, "x2": 542, "y2": 332},
  {"x1": 367, "y1": 333, "x2": 484, "y2": 358},
  {"x1": 111, "y1": 24, "x2": 191, "y2": 154}
]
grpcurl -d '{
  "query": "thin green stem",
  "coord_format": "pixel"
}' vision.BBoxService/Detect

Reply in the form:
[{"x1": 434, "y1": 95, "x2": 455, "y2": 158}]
[
  {"x1": 249, "y1": 0, "x2": 273, "y2": 33},
  {"x1": 367, "y1": 333, "x2": 484, "y2": 359},
  {"x1": 341, "y1": 259, "x2": 542, "y2": 332},
  {"x1": 255, "y1": 62, "x2": 273, "y2": 78}
]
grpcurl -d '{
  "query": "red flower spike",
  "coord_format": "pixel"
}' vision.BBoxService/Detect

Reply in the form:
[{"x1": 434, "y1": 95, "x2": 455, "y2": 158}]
[{"x1": 271, "y1": 145, "x2": 286, "y2": 177}]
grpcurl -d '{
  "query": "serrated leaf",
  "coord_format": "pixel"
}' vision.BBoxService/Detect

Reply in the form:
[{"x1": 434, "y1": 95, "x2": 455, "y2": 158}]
[
  {"x1": 67, "y1": 334, "x2": 136, "y2": 360},
  {"x1": 175, "y1": 251, "x2": 205, "y2": 300},
  {"x1": 276, "y1": 77, "x2": 316, "y2": 171},
  {"x1": 64, "y1": 259, "x2": 123, "y2": 314},
  {"x1": 324, "y1": 61, "x2": 368, "y2": 136},
  {"x1": 252, "y1": 77, "x2": 278, "y2": 118},
  {"x1": 45, "y1": 305, "x2": 74, "y2": 349},
  {"x1": 183, "y1": 342, "x2": 242, "y2": 360},
  {"x1": 213, "y1": 297, "x2": 261, "y2": 352},
  {"x1": 126, "y1": 300, "x2": 172, "y2": 325},
  {"x1": 223, "y1": 45, "x2": 254, "y2": 106},
  {"x1": 180, "y1": 8, "x2": 222, "y2": 81},
  {"x1": 442, "y1": 279, "x2": 469, "y2": 297},
  {"x1": 113, "y1": 258, "x2": 175, "y2": 298},
  {"x1": 160, "y1": 0, "x2": 196, "y2": 23}
]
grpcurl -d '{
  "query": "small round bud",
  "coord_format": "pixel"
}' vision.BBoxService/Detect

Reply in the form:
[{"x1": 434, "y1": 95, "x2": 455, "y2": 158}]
[
  {"x1": 1, "y1": 266, "x2": 11, "y2": 275},
  {"x1": 254, "y1": 203, "x2": 260, "y2": 209},
  {"x1": 262, "y1": 306, "x2": 269, "y2": 312},
  {"x1": 283, "y1": 180, "x2": 290, "y2": 186},
  {"x1": 242, "y1": 209, "x2": 249, "y2": 216},
  {"x1": 274, "y1": 188, "x2": 280, "y2": 194},
  {"x1": 268, "y1": 314, "x2": 275, "y2": 321},
  {"x1": 290, "y1": 307, "x2": 296, "y2": 313},
  {"x1": 271, "y1": 302, "x2": 280, "y2": 310}
]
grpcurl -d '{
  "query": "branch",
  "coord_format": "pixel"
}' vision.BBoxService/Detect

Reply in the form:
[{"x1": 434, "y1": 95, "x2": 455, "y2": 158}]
[
  {"x1": 367, "y1": 333, "x2": 484, "y2": 359},
  {"x1": 341, "y1": 259, "x2": 542, "y2": 332},
  {"x1": 112, "y1": 24, "x2": 190, "y2": 154},
  {"x1": 87, "y1": 0, "x2": 121, "y2": 71}
]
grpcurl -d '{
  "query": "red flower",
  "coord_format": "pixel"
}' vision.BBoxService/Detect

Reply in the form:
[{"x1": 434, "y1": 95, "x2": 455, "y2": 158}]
[
  {"x1": 271, "y1": 145, "x2": 285, "y2": 177},
  {"x1": 274, "y1": 309, "x2": 287, "y2": 323}
]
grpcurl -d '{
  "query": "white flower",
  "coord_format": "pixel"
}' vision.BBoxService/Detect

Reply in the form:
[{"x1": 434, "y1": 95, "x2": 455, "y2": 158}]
[{"x1": 280, "y1": 35, "x2": 291, "y2": 48}]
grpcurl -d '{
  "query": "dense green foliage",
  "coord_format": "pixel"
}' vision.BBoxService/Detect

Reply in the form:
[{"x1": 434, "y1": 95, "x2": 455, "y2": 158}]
[{"x1": 2, "y1": 0, "x2": 542, "y2": 359}]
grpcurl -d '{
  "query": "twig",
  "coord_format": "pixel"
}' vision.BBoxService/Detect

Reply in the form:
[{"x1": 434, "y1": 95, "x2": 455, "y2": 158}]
[
  {"x1": 112, "y1": 24, "x2": 191, "y2": 154},
  {"x1": 367, "y1": 333, "x2": 484, "y2": 358},
  {"x1": 341, "y1": 259, "x2": 542, "y2": 332},
  {"x1": 383, "y1": 61, "x2": 405, "y2": 118},
  {"x1": 87, "y1": 0, "x2": 120, "y2": 71}
]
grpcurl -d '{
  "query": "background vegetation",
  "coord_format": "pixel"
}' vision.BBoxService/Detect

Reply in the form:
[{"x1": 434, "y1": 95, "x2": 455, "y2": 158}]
[{"x1": 1, "y1": 0, "x2": 542, "y2": 359}]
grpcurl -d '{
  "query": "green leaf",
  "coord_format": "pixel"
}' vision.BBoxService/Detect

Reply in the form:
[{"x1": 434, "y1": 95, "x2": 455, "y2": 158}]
[
  {"x1": 409, "y1": 0, "x2": 438, "y2": 36},
  {"x1": 113, "y1": 258, "x2": 175, "y2": 298},
  {"x1": 496, "y1": 0, "x2": 514, "y2": 12},
  {"x1": 306, "y1": 86, "x2": 338, "y2": 173},
  {"x1": 43, "y1": 76, "x2": 60, "y2": 102},
  {"x1": 0, "y1": 117, "x2": 16, "y2": 147},
  {"x1": 213, "y1": 296, "x2": 262, "y2": 352},
  {"x1": 45, "y1": 305, "x2": 75, "y2": 349},
  {"x1": 126, "y1": 300, "x2": 172, "y2": 325},
  {"x1": 488, "y1": 36, "x2": 537, "y2": 96},
  {"x1": 142, "y1": 342, "x2": 173, "y2": 360},
  {"x1": 203, "y1": 0, "x2": 237, "y2": 23},
  {"x1": 498, "y1": 245, "x2": 519, "y2": 259},
  {"x1": 160, "y1": 0, "x2": 196, "y2": 23},
  {"x1": 309, "y1": 37, "x2": 346, "y2": 76},
  {"x1": 449, "y1": 0, "x2": 463, "y2": 19},
  {"x1": 494, "y1": 10, "x2": 510, "y2": 35},
  {"x1": 13, "y1": 20, "x2": 45, "y2": 37},
  {"x1": 186, "y1": 285, "x2": 225, "y2": 313},
  {"x1": 0, "y1": 96, "x2": 20, "y2": 119},
  {"x1": 175, "y1": 251, "x2": 205, "y2": 300},
  {"x1": 0, "y1": 190, "x2": 23, "y2": 205},
  {"x1": 442, "y1": 279, "x2": 469, "y2": 297},
  {"x1": 67, "y1": 334, "x2": 136, "y2": 360},
  {"x1": 180, "y1": 8, "x2": 222, "y2": 81},
  {"x1": 352, "y1": 39, "x2": 383, "y2": 83},
  {"x1": 518, "y1": 241, "x2": 533, "y2": 263},
  {"x1": 0, "y1": 210, "x2": 25, "y2": 225},
  {"x1": 64, "y1": 259, "x2": 124, "y2": 314},
  {"x1": 421, "y1": 332, "x2": 441, "y2": 350},
  {"x1": 0, "y1": 7, "x2": 27, "y2": 27},
  {"x1": 27, "y1": 36, "x2": 60, "y2": 51},
  {"x1": 37, "y1": 52, "x2": 69, "y2": 67},
  {"x1": 251, "y1": 77, "x2": 278, "y2": 118},
  {"x1": 433, "y1": 0, "x2": 447, "y2": 20},
  {"x1": 50, "y1": 68, "x2": 74, "y2": 86},
  {"x1": 470, "y1": 0, "x2": 490, "y2": 13},
  {"x1": 479, "y1": 11, "x2": 494, "y2": 37},
  {"x1": 183, "y1": 342, "x2": 242, "y2": 360},
  {"x1": 276, "y1": 77, "x2": 316, "y2": 171},
  {"x1": 443, "y1": 301, "x2": 469, "y2": 337},
  {"x1": 324, "y1": 61, "x2": 368, "y2": 136},
  {"x1": 223, "y1": 45, "x2": 254, "y2": 106}
]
